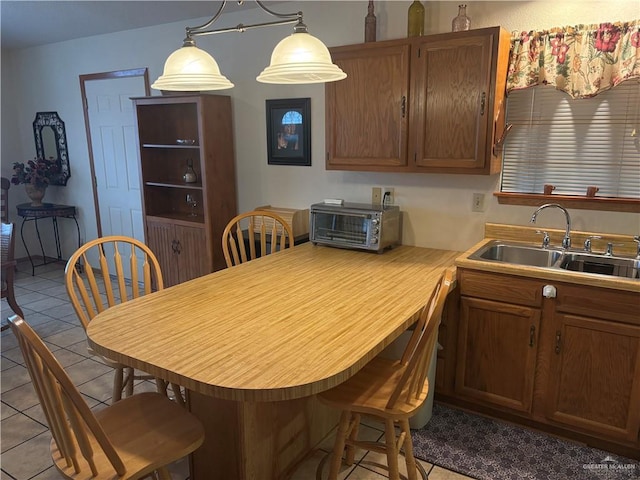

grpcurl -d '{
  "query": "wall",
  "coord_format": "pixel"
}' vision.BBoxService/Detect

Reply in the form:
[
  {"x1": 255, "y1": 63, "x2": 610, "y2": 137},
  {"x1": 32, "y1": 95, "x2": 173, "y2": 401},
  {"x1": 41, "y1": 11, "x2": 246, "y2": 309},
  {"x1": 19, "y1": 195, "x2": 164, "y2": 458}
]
[{"x1": 2, "y1": 1, "x2": 638, "y2": 259}]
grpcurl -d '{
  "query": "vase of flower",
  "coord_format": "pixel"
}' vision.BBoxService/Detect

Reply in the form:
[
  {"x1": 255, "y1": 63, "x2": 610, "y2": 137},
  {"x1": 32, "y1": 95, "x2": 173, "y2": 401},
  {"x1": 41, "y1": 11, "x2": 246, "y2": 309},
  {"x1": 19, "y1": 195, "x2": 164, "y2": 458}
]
[
  {"x1": 11, "y1": 158, "x2": 59, "y2": 207},
  {"x1": 24, "y1": 184, "x2": 47, "y2": 206}
]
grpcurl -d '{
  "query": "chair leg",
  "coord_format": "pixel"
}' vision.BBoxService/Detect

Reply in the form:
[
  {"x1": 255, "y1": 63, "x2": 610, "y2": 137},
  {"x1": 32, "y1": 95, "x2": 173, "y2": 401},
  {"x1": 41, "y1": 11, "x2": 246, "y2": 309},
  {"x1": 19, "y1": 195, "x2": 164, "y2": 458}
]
[
  {"x1": 155, "y1": 378, "x2": 168, "y2": 395},
  {"x1": 345, "y1": 413, "x2": 360, "y2": 465},
  {"x1": 170, "y1": 383, "x2": 186, "y2": 407},
  {"x1": 400, "y1": 418, "x2": 418, "y2": 480},
  {"x1": 4, "y1": 270, "x2": 24, "y2": 318},
  {"x1": 328, "y1": 410, "x2": 351, "y2": 480},
  {"x1": 385, "y1": 418, "x2": 400, "y2": 480},
  {"x1": 112, "y1": 366, "x2": 124, "y2": 402},
  {"x1": 156, "y1": 466, "x2": 172, "y2": 480},
  {"x1": 6, "y1": 291, "x2": 24, "y2": 319},
  {"x1": 124, "y1": 367, "x2": 135, "y2": 397}
]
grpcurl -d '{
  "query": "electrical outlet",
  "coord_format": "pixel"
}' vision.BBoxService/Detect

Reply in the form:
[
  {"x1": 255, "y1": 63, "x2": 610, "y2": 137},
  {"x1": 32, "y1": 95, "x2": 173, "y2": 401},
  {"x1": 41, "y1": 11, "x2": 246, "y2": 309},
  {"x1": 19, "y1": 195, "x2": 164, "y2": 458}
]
[
  {"x1": 383, "y1": 187, "x2": 395, "y2": 205},
  {"x1": 472, "y1": 193, "x2": 485, "y2": 212},
  {"x1": 372, "y1": 187, "x2": 382, "y2": 205}
]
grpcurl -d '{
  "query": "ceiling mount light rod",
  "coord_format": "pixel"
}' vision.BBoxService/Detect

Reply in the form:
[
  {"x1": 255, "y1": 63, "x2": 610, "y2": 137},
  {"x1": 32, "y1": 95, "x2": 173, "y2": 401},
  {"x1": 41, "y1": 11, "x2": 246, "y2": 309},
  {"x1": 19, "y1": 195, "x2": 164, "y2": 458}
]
[
  {"x1": 186, "y1": 1, "x2": 303, "y2": 38},
  {"x1": 151, "y1": 0, "x2": 346, "y2": 92}
]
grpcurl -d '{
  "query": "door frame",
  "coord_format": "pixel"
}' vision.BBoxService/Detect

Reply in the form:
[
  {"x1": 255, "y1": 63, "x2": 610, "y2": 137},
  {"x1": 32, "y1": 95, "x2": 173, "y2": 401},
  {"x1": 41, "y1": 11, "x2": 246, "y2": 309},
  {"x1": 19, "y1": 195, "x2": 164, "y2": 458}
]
[{"x1": 79, "y1": 68, "x2": 150, "y2": 237}]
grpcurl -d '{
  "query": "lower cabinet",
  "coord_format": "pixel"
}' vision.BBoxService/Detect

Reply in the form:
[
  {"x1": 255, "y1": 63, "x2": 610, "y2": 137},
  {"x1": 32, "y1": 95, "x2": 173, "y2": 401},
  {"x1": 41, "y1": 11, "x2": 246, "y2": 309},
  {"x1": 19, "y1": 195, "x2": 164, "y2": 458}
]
[
  {"x1": 146, "y1": 219, "x2": 210, "y2": 287},
  {"x1": 457, "y1": 297, "x2": 540, "y2": 413},
  {"x1": 440, "y1": 268, "x2": 640, "y2": 456},
  {"x1": 547, "y1": 284, "x2": 640, "y2": 444}
]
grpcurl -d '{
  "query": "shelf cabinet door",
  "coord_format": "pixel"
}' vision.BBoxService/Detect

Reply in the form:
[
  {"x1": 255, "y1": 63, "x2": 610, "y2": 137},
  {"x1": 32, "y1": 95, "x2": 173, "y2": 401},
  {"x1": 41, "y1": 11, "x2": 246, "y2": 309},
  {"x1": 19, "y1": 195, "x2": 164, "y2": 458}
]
[
  {"x1": 326, "y1": 42, "x2": 410, "y2": 170},
  {"x1": 411, "y1": 32, "x2": 494, "y2": 172},
  {"x1": 546, "y1": 313, "x2": 640, "y2": 442},
  {"x1": 175, "y1": 224, "x2": 208, "y2": 284},
  {"x1": 146, "y1": 220, "x2": 179, "y2": 287},
  {"x1": 455, "y1": 296, "x2": 541, "y2": 413},
  {"x1": 146, "y1": 220, "x2": 208, "y2": 287}
]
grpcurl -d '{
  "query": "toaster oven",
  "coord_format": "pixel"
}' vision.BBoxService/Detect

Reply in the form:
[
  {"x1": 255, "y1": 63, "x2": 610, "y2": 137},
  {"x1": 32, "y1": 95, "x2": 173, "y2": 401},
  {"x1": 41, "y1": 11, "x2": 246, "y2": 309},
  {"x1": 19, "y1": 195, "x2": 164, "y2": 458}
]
[{"x1": 309, "y1": 202, "x2": 401, "y2": 253}]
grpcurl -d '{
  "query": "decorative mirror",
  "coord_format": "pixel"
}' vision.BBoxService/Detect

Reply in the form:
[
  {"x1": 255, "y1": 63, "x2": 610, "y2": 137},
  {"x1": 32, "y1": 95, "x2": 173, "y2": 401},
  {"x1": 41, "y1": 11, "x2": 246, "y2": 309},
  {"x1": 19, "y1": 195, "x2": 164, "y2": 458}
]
[{"x1": 33, "y1": 111, "x2": 70, "y2": 185}]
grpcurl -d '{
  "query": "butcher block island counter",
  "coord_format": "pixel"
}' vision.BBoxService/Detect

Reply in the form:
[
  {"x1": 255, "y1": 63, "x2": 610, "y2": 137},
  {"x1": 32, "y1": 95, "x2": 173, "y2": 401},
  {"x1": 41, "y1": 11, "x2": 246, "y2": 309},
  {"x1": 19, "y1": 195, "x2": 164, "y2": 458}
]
[{"x1": 87, "y1": 243, "x2": 460, "y2": 480}]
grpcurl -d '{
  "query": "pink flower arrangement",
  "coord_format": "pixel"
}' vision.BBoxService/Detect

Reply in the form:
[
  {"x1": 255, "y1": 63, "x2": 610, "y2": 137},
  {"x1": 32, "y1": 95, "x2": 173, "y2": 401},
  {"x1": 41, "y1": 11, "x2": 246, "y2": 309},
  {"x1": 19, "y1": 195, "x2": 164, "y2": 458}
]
[{"x1": 11, "y1": 158, "x2": 59, "y2": 188}]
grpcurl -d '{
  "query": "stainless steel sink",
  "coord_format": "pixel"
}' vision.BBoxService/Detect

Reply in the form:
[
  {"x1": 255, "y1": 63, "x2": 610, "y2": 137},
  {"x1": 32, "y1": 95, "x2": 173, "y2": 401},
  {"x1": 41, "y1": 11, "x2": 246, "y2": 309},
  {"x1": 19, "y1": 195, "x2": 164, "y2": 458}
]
[
  {"x1": 558, "y1": 253, "x2": 639, "y2": 279},
  {"x1": 469, "y1": 241, "x2": 563, "y2": 268},
  {"x1": 468, "y1": 240, "x2": 639, "y2": 280}
]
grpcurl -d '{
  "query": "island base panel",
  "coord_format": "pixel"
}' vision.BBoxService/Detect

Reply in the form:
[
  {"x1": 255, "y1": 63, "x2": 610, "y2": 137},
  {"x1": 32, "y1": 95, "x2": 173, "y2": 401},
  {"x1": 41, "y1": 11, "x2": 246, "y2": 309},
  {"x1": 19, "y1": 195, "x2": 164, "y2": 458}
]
[{"x1": 187, "y1": 391, "x2": 340, "y2": 479}]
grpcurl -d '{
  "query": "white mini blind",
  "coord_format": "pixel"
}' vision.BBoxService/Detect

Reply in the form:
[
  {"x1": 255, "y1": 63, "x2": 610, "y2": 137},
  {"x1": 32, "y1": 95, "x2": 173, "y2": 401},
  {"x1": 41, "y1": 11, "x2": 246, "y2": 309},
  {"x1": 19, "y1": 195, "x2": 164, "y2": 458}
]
[{"x1": 501, "y1": 80, "x2": 640, "y2": 199}]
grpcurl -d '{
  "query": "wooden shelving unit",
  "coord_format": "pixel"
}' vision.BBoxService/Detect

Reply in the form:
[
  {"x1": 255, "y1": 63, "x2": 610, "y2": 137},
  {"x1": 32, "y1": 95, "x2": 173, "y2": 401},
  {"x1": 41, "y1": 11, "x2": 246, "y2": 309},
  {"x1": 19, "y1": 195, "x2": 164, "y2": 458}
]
[{"x1": 133, "y1": 94, "x2": 237, "y2": 286}]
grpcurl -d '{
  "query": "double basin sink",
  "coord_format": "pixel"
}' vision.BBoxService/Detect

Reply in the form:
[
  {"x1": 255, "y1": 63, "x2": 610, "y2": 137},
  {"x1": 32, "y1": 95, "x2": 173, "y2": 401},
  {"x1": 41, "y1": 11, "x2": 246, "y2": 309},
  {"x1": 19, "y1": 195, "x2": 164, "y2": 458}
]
[{"x1": 469, "y1": 240, "x2": 639, "y2": 280}]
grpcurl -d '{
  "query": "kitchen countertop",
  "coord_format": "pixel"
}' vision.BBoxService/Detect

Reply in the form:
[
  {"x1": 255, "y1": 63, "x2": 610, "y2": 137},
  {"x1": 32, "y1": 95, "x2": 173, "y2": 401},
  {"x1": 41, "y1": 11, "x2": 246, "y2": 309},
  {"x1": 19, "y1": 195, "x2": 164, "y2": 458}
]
[
  {"x1": 87, "y1": 242, "x2": 461, "y2": 402},
  {"x1": 455, "y1": 223, "x2": 640, "y2": 293}
]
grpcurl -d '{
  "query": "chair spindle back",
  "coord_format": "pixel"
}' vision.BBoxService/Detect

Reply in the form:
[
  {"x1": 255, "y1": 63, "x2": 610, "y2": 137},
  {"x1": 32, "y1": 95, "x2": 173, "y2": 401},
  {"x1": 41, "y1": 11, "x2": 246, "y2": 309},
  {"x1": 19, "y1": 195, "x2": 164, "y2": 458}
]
[
  {"x1": 1, "y1": 177, "x2": 10, "y2": 223},
  {"x1": 8, "y1": 315, "x2": 126, "y2": 476},
  {"x1": 222, "y1": 211, "x2": 294, "y2": 267},
  {"x1": 387, "y1": 268, "x2": 454, "y2": 409},
  {"x1": 65, "y1": 236, "x2": 163, "y2": 330}
]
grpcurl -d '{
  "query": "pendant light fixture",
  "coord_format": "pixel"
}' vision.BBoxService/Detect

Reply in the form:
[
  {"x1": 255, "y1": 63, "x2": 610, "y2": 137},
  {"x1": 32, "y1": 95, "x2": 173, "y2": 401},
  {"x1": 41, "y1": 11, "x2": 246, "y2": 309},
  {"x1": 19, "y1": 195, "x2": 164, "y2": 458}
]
[{"x1": 152, "y1": 0, "x2": 347, "y2": 92}]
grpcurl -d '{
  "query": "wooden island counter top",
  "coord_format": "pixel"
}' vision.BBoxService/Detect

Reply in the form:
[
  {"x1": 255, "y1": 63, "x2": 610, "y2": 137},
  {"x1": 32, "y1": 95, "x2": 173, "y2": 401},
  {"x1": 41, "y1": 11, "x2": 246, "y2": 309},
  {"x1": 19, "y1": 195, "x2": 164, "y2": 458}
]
[{"x1": 87, "y1": 243, "x2": 459, "y2": 479}]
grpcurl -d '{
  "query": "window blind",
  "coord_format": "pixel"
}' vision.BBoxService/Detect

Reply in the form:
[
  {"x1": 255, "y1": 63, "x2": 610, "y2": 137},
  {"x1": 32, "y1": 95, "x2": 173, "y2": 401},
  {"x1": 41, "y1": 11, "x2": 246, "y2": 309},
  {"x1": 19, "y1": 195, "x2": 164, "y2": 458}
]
[{"x1": 501, "y1": 80, "x2": 640, "y2": 199}]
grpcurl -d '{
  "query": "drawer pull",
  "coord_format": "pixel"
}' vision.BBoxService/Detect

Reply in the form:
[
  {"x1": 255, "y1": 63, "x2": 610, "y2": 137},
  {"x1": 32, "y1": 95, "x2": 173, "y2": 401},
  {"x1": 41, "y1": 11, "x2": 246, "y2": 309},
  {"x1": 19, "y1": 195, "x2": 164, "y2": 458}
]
[
  {"x1": 529, "y1": 325, "x2": 535, "y2": 347},
  {"x1": 401, "y1": 96, "x2": 406, "y2": 118},
  {"x1": 555, "y1": 330, "x2": 562, "y2": 354}
]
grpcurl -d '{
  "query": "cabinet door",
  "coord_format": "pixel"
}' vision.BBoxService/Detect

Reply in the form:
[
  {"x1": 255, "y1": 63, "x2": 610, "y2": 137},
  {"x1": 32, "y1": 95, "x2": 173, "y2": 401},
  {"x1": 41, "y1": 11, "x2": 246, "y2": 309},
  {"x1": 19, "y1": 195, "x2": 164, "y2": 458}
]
[
  {"x1": 326, "y1": 42, "x2": 410, "y2": 170},
  {"x1": 146, "y1": 220, "x2": 179, "y2": 287},
  {"x1": 456, "y1": 297, "x2": 541, "y2": 413},
  {"x1": 175, "y1": 224, "x2": 209, "y2": 284},
  {"x1": 412, "y1": 32, "x2": 493, "y2": 171},
  {"x1": 546, "y1": 313, "x2": 640, "y2": 442}
]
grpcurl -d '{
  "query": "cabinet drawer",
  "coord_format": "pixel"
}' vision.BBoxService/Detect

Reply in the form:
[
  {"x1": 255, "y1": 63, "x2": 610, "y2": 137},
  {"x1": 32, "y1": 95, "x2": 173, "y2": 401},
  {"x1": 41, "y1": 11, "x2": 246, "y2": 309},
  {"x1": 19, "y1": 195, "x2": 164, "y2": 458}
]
[
  {"x1": 555, "y1": 283, "x2": 640, "y2": 325},
  {"x1": 459, "y1": 269, "x2": 543, "y2": 307}
]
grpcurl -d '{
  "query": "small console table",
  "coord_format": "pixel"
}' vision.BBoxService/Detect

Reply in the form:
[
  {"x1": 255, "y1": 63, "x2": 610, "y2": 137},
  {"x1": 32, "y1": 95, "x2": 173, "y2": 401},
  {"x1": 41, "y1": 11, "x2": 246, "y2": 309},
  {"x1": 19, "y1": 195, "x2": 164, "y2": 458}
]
[{"x1": 16, "y1": 203, "x2": 80, "y2": 276}]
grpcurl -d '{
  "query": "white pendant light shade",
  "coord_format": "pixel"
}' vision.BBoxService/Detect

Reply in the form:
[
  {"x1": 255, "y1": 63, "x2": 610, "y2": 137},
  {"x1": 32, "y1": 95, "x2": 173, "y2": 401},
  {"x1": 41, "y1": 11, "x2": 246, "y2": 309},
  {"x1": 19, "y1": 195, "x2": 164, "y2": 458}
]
[
  {"x1": 151, "y1": 44, "x2": 234, "y2": 91},
  {"x1": 257, "y1": 32, "x2": 347, "y2": 84}
]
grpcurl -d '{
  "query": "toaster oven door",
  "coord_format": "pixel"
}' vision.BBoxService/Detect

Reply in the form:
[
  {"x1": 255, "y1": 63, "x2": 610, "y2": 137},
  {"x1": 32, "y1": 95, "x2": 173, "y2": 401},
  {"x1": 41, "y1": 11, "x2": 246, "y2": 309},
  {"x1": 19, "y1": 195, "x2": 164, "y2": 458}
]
[{"x1": 311, "y1": 211, "x2": 371, "y2": 248}]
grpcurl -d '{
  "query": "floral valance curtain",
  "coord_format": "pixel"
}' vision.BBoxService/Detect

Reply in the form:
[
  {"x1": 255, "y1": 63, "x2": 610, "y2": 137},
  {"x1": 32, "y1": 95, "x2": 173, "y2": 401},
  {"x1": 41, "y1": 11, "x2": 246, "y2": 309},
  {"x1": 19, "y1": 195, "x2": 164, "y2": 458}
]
[{"x1": 507, "y1": 20, "x2": 640, "y2": 98}]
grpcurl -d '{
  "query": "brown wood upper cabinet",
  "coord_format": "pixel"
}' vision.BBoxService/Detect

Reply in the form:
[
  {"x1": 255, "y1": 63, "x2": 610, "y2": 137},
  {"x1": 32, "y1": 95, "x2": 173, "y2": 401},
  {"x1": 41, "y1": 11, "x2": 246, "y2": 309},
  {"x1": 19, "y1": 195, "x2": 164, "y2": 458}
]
[{"x1": 326, "y1": 27, "x2": 511, "y2": 174}]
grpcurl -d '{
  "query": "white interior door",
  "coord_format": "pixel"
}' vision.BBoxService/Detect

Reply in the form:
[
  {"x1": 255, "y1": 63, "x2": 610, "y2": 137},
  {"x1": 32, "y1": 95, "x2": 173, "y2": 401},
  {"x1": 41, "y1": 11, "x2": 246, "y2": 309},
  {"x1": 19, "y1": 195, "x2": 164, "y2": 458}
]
[
  {"x1": 82, "y1": 74, "x2": 147, "y2": 279},
  {"x1": 84, "y1": 76, "x2": 146, "y2": 242}
]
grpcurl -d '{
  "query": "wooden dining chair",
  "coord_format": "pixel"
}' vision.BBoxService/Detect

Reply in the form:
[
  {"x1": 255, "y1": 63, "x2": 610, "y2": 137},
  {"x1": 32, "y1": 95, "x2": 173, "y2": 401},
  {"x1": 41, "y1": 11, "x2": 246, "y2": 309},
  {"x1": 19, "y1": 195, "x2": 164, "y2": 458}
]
[
  {"x1": 2, "y1": 223, "x2": 24, "y2": 323},
  {"x1": 8, "y1": 315, "x2": 204, "y2": 480},
  {"x1": 317, "y1": 268, "x2": 455, "y2": 480},
  {"x1": 222, "y1": 210, "x2": 295, "y2": 267},
  {"x1": 65, "y1": 235, "x2": 183, "y2": 405},
  {"x1": 1, "y1": 177, "x2": 10, "y2": 223}
]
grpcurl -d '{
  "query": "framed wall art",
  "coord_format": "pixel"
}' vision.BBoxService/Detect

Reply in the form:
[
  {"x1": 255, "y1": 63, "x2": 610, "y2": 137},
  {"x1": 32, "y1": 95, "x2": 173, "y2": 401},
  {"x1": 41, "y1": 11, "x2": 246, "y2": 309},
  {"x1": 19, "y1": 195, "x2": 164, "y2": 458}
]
[{"x1": 265, "y1": 98, "x2": 311, "y2": 166}]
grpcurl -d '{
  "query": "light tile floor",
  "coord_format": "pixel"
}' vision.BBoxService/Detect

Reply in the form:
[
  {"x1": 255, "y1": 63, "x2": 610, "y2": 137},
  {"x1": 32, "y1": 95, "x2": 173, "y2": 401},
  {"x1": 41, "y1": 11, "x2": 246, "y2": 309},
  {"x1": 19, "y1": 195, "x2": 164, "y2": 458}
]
[{"x1": 1, "y1": 260, "x2": 474, "y2": 480}]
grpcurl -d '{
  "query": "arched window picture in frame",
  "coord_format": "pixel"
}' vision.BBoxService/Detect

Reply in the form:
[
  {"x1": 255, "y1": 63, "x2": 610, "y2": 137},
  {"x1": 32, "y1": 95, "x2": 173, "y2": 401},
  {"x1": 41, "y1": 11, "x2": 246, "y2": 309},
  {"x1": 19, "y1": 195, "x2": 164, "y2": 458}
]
[
  {"x1": 33, "y1": 111, "x2": 70, "y2": 185},
  {"x1": 265, "y1": 98, "x2": 311, "y2": 166}
]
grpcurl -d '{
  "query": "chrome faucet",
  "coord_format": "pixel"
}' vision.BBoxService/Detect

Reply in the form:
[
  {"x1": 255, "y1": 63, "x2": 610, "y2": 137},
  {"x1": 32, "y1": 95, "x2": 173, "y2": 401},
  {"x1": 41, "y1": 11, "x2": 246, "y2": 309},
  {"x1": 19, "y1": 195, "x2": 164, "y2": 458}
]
[{"x1": 530, "y1": 203, "x2": 572, "y2": 249}]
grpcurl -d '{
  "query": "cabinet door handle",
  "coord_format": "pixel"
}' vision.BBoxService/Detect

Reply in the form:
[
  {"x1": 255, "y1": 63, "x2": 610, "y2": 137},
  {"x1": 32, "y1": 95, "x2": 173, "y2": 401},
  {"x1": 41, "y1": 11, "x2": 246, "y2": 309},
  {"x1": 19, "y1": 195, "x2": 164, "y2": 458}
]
[
  {"x1": 171, "y1": 239, "x2": 178, "y2": 254},
  {"x1": 529, "y1": 325, "x2": 535, "y2": 347},
  {"x1": 175, "y1": 240, "x2": 182, "y2": 254},
  {"x1": 555, "y1": 330, "x2": 562, "y2": 354},
  {"x1": 480, "y1": 92, "x2": 486, "y2": 116},
  {"x1": 401, "y1": 96, "x2": 406, "y2": 118}
]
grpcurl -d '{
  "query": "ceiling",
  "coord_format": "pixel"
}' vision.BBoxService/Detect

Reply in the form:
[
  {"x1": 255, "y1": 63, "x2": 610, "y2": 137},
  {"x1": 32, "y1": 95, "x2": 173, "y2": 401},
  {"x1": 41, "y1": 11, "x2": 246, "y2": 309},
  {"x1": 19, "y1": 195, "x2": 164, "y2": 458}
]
[{"x1": 0, "y1": 1, "x2": 275, "y2": 49}]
